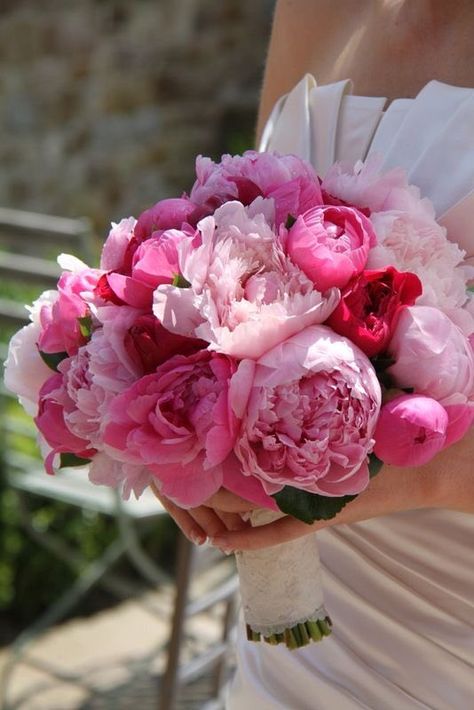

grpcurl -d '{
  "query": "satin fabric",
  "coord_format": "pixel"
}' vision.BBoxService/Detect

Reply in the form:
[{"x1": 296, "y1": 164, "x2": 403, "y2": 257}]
[{"x1": 227, "y1": 75, "x2": 474, "y2": 710}]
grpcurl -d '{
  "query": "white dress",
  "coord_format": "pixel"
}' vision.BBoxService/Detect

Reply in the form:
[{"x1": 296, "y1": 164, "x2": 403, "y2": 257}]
[{"x1": 226, "y1": 75, "x2": 474, "y2": 710}]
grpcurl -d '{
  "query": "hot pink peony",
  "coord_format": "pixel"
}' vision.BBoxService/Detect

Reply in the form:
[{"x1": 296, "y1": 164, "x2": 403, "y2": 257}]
[
  {"x1": 374, "y1": 394, "x2": 448, "y2": 466},
  {"x1": 134, "y1": 197, "x2": 202, "y2": 240},
  {"x1": 286, "y1": 205, "x2": 377, "y2": 292},
  {"x1": 229, "y1": 325, "x2": 381, "y2": 498},
  {"x1": 131, "y1": 229, "x2": 189, "y2": 289},
  {"x1": 35, "y1": 373, "x2": 96, "y2": 474},
  {"x1": 38, "y1": 267, "x2": 103, "y2": 356},
  {"x1": 102, "y1": 350, "x2": 239, "y2": 507},
  {"x1": 388, "y1": 306, "x2": 474, "y2": 404},
  {"x1": 154, "y1": 201, "x2": 340, "y2": 360}
]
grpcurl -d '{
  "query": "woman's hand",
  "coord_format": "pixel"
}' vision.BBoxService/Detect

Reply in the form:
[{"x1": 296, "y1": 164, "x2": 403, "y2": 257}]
[
  {"x1": 207, "y1": 432, "x2": 474, "y2": 551},
  {"x1": 151, "y1": 482, "x2": 255, "y2": 547},
  {"x1": 152, "y1": 431, "x2": 474, "y2": 552}
]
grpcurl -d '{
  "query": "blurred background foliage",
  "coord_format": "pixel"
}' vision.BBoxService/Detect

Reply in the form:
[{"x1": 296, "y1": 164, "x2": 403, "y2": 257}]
[{"x1": 0, "y1": 0, "x2": 274, "y2": 645}]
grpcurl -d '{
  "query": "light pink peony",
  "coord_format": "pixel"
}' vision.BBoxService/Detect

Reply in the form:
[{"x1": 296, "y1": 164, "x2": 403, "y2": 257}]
[
  {"x1": 374, "y1": 394, "x2": 448, "y2": 466},
  {"x1": 286, "y1": 205, "x2": 376, "y2": 291},
  {"x1": 190, "y1": 151, "x2": 323, "y2": 227},
  {"x1": 153, "y1": 201, "x2": 340, "y2": 360},
  {"x1": 322, "y1": 155, "x2": 429, "y2": 215},
  {"x1": 388, "y1": 306, "x2": 474, "y2": 404},
  {"x1": 102, "y1": 350, "x2": 239, "y2": 507},
  {"x1": 229, "y1": 325, "x2": 381, "y2": 498},
  {"x1": 88, "y1": 451, "x2": 152, "y2": 500},
  {"x1": 87, "y1": 310, "x2": 143, "y2": 392},
  {"x1": 58, "y1": 348, "x2": 104, "y2": 447},
  {"x1": 100, "y1": 217, "x2": 138, "y2": 271},
  {"x1": 38, "y1": 267, "x2": 103, "y2": 355}
]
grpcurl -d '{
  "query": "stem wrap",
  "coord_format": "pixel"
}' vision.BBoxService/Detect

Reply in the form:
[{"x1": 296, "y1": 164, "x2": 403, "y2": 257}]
[{"x1": 235, "y1": 509, "x2": 329, "y2": 637}]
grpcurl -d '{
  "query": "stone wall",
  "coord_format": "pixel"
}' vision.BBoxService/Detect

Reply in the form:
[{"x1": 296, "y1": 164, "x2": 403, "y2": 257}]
[{"x1": 0, "y1": 0, "x2": 274, "y2": 236}]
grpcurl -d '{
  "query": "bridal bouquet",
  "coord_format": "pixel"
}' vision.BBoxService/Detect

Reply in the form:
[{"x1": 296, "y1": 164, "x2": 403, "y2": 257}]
[{"x1": 5, "y1": 150, "x2": 474, "y2": 649}]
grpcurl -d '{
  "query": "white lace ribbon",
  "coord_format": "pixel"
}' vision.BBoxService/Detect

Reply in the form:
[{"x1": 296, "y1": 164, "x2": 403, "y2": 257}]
[{"x1": 235, "y1": 509, "x2": 327, "y2": 636}]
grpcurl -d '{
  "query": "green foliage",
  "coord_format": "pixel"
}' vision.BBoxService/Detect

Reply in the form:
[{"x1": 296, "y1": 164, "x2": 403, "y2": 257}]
[
  {"x1": 39, "y1": 350, "x2": 68, "y2": 372},
  {"x1": 273, "y1": 487, "x2": 357, "y2": 524}
]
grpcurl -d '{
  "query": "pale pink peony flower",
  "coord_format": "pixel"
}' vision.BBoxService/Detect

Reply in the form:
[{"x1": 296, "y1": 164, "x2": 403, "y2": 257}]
[
  {"x1": 322, "y1": 155, "x2": 430, "y2": 215},
  {"x1": 374, "y1": 394, "x2": 449, "y2": 466},
  {"x1": 100, "y1": 217, "x2": 138, "y2": 271},
  {"x1": 88, "y1": 451, "x2": 152, "y2": 500},
  {"x1": 388, "y1": 306, "x2": 474, "y2": 404},
  {"x1": 229, "y1": 325, "x2": 381, "y2": 498},
  {"x1": 190, "y1": 151, "x2": 323, "y2": 227},
  {"x1": 153, "y1": 201, "x2": 340, "y2": 360},
  {"x1": 87, "y1": 313, "x2": 141, "y2": 394},
  {"x1": 286, "y1": 204, "x2": 376, "y2": 291},
  {"x1": 102, "y1": 350, "x2": 239, "y2": 507}
]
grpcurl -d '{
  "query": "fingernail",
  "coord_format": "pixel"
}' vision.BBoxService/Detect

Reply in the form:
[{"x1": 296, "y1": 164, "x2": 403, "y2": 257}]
[
  {"x1": 209, "y1": 537, "x2": 235, "y2": 555},
  {"x1": 190, "y1": 531, "x2": 206, "y2": 545}
]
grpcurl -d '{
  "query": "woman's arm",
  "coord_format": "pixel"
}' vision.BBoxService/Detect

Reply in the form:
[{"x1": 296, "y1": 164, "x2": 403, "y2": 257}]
[{"x1": 208, "y1": 431, "x2": 474, "y2": 552}]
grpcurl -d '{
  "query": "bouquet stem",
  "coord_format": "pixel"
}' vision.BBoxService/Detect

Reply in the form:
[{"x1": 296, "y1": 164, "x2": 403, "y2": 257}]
[{"x1": 235, "y1": 509, "x2": 332, "y2": 649}]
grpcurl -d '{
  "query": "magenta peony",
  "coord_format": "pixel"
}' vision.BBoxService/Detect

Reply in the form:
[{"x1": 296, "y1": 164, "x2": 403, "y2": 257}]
[
  {"x1": 190, "y1": 150, "x2": 323, "y2": 227},
  {"x1": 134, "y1": 197, "x2": 202, "y2": 240},
  {"x1": 102, "y1": 350, "x2": 239, "y2": 507},
  {"x1": 35, "y1": 373, "x2": 96, "y2": 473}
]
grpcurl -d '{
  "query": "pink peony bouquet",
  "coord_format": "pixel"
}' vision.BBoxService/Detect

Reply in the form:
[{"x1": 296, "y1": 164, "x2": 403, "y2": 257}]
[{"x1": 5, "y1": 151, "x2": 474, "y2": 649}]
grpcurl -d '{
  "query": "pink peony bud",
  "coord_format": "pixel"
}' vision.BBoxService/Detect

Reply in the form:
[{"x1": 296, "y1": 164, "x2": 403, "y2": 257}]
[{"x1": 374, "y1": 394, "x2": 448, "y2": 467}]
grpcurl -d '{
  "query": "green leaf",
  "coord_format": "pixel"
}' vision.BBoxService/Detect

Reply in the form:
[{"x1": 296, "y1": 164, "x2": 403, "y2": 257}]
[
  {"x1": 172, "y1": 273, "x2": 191, "y2": 288},
  {"x1": 368, "y1": 453, "x2": 384, "y2": 479},
  {"x1": 285, "y1": 214, "x2": 297, "y2": 229},
  {"x1": 272, "y1": 487, "x2": 357, "y2": 524},
  {"x1": 59, "y1": 453, "x2": 92, "y2": 468},
  {"x1": 467, "y1": 285, "x2": 474, "y2": 293},
  {"x1": 39, "y1": 350, "x2": 68, "y2": 372},
  {"x1": 78, "y1": 315, "x2": 92, "y2": 339}
]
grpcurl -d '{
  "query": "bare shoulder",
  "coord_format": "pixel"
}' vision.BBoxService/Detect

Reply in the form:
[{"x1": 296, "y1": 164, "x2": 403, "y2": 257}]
[{"x1": 255, "y1": 0, "x2": 371, "y2": 143}]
